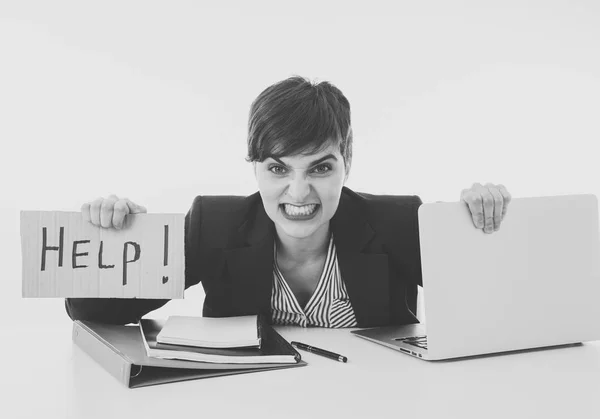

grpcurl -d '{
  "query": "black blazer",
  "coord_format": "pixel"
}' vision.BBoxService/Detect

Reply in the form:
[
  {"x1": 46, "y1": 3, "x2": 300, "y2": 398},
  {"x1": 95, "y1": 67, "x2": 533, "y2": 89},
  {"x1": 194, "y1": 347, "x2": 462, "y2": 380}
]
[{"x1": 65, "y1": 187, "x2": 423, "y2": 327}]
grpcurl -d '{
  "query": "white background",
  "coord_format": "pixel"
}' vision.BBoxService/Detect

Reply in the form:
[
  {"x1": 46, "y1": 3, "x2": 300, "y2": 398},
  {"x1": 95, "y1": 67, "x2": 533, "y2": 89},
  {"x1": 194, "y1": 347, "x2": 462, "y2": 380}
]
[{"x1": 2, "y1": 1, "x2": 599, "y2": 327}]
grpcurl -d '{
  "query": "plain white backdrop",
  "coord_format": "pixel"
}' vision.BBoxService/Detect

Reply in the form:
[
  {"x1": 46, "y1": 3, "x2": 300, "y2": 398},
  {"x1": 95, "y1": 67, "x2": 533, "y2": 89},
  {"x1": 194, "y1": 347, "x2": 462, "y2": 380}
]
[{"x1": 2, "y1": 1, "x2": 600, "y2": 328}]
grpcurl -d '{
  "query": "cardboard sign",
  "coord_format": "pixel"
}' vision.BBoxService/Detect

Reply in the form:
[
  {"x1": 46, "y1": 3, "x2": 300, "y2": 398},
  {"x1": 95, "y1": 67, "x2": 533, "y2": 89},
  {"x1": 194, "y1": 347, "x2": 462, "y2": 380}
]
[{"x1": 20, "y1": 211, "x2": 185, "y2": 299}]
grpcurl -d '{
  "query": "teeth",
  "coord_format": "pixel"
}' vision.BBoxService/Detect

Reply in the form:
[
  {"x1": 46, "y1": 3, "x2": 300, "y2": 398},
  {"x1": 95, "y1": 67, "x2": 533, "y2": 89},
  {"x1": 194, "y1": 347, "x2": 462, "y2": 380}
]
[{"x1": 283, "y1": 204, "x2": 317, "y2": 216}]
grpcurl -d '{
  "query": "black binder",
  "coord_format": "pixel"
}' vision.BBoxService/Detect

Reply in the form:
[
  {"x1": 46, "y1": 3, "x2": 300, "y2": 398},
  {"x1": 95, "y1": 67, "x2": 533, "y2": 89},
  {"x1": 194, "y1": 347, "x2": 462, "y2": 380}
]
[{"x1": 72, "y1": 320, "x2": 306, "y2": 388}]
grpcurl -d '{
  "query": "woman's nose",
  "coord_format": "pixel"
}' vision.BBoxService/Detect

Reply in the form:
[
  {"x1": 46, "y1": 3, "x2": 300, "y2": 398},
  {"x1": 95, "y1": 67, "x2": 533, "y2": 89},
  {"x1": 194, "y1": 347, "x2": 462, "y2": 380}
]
[{"x1": 286, "y1": 175, "x2": 311, "y2": 202}]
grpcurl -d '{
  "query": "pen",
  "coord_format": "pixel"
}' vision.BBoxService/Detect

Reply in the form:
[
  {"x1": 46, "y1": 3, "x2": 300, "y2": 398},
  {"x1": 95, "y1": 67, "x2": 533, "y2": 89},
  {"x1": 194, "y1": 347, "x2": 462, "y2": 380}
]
[{"x1": 290, "y1": 341, "x2": 348, "y2": 363}]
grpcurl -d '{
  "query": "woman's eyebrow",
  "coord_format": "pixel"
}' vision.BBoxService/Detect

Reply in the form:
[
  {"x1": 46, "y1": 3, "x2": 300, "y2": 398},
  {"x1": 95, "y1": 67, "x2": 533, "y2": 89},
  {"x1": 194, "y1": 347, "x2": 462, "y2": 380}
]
[
  {"x1": 309, "y1": 154, "x2": 338, "y2": 166},
  {"x1": 271, "y1": 154, "x2": 337, "y2": 167}
]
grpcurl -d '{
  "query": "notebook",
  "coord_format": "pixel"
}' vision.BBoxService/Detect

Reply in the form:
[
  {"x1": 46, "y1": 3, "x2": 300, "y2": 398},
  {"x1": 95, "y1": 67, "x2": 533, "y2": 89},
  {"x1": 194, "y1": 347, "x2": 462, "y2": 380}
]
[
  {"x1": 73, "y1": 320, "x2": 306, "y2": 388},
  {"x1": 156, "y1": 315, "x2": 261, "y2": 348},
  {"x1": 140, "y1": 318, "x2": 301, "y2": 364}
]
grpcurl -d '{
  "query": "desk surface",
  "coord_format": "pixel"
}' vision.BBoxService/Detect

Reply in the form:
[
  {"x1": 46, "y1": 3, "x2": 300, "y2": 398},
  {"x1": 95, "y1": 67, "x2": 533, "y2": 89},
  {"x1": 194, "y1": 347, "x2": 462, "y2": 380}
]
[{"x1": 5, "y1": 315, "x2": 600, "y2": 419}]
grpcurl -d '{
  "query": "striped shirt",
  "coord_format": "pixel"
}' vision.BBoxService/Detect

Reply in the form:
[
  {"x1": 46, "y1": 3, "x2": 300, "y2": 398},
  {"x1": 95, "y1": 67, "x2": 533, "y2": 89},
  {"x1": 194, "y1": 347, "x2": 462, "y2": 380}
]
[{"x1": 270, "y1": 234, "x2": 358, "y2": 328}]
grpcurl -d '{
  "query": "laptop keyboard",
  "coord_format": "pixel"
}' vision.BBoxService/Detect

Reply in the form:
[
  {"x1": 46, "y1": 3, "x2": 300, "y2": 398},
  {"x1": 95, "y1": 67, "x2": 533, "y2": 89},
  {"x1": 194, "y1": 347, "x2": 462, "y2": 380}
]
[{"x1": 395, "y1": 335, "x2": 428, "y2": 350}]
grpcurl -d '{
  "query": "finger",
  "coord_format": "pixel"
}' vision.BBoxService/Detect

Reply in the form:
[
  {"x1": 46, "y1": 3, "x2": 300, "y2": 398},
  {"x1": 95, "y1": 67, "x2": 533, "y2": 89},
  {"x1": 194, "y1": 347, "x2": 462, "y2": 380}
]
[
  {"x1": 81, "y1": 202, "x2": 92, "y2": 224},
  {"x1": 485, "y1": 183, "x2": 504, "y2": 231},
  {"x1": 462, "y1": 191, "x2": 484, "y2": 229},
  {"x1": 100, "y1": 196, "x2": 118, "y2": 228},
  {"x1": 460, "y1": 188, "x2": 470, "y2": 201},
  {"x1": 123, "y1": 198, "x2": 147, "y2": 214},
  {"x1": 479, "y1": 188, "x2": 495, "y2": 234},
  {"x1": 89, "y1": 197, "x2": 104, "y2": 227},
  {"x1": 497, "y1": 184, "x2": 512, "y2": 219},
  {"x1": 112, "y1": 199, "x2": 130, "y2": 229}
]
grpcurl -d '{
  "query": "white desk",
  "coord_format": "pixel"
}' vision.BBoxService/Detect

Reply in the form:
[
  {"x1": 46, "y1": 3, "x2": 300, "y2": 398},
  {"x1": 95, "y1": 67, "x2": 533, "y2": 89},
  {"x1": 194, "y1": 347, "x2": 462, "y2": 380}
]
[{"x1": 6, "y1": 312, "x2": 600, "y2": 419}]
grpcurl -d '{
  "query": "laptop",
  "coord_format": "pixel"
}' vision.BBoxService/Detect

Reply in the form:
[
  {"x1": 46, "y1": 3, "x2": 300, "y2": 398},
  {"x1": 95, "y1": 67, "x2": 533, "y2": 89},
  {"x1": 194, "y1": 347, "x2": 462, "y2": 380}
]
[{"x1": 352, "y1": 194, "x2": 600, "y2": 360}]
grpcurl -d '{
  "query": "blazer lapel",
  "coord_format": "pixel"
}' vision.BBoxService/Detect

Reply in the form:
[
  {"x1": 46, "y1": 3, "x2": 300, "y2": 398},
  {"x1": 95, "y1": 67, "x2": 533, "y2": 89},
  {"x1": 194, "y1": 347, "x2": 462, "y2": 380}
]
[
  {"x1": 332, "y1": 188, "x2": 391, "y2": 327},
  {"x1": 220, "y1": 189, "x2": 391, "y2": 326}
]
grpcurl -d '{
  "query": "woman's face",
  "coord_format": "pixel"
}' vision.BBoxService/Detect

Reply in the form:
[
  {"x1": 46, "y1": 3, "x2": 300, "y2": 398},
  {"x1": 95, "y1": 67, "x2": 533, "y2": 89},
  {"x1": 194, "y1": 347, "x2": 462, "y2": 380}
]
[{"x1": 254, "y1": 143, "x2": 347, "y2": 241}]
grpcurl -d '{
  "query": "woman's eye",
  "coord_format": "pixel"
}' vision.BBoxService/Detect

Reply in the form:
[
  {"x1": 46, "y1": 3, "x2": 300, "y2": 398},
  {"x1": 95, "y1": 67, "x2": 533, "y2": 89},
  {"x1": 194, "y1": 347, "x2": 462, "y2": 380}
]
[
  {"x1": 269, "y1": 165, "x2": 287, "y2": 175},
  {"x1": 312, "y1": 164, "x2": 332, "y2": 174}
]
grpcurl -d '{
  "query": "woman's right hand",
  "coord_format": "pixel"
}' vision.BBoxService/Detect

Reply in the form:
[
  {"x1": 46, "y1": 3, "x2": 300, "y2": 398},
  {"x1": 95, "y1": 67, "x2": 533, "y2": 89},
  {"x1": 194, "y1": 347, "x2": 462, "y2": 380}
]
[{"x1": 81, "y1": 194, "x2": 147, "y2": 229}]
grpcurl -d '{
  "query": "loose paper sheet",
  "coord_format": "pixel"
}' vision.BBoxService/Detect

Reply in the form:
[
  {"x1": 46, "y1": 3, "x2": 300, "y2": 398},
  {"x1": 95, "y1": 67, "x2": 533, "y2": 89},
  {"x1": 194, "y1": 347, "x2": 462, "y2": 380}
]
[{"x1": 20, "y1": 211, "x2": 185, "y2": 298}]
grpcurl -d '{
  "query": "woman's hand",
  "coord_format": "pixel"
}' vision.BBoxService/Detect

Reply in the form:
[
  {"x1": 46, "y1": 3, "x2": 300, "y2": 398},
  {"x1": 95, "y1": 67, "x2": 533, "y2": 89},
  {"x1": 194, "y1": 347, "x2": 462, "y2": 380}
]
[
  {"x1": 81, "y1": 194, "x2": 147, "y2": 229},
  {"x1": 460, "y1": 183, "x2": 512, "y2": 233}
]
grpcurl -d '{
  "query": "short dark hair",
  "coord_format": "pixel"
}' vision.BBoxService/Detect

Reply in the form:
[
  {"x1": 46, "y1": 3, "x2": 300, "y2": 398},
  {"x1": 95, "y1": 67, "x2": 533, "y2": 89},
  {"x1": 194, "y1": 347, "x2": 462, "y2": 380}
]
[{"x1": 246, "y1": 76, "x2": 352, "y2": 171}]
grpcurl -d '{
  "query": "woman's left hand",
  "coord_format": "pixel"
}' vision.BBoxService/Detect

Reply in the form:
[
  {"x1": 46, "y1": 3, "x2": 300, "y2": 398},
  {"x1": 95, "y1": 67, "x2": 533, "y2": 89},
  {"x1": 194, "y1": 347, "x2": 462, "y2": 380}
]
[{"x1": 460, "y1": 183, "x2": 512, "y2": 233}]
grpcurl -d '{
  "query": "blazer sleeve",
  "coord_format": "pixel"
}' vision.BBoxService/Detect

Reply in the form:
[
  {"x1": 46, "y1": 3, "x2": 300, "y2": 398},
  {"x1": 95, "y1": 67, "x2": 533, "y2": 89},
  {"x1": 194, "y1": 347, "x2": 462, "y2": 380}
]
[
  {"x1": 410, "y1": 195, "x2": 423, "y2": 288},
  {"x1": 377, "y1": 194, "x2": 423, "y2": 288},
  {"x1": 384, "y1": 195, "x2": 423, "y2": 319},
  {"x1": 64, "y1": 198, "x2": 204, "y2": 325}
]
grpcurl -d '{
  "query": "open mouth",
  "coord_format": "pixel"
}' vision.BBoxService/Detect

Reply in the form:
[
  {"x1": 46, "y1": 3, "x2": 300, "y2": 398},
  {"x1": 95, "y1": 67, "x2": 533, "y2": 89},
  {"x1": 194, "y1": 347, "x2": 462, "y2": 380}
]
[{"x1": 280, "y1": 203, "x2": 320, "y2": 219}]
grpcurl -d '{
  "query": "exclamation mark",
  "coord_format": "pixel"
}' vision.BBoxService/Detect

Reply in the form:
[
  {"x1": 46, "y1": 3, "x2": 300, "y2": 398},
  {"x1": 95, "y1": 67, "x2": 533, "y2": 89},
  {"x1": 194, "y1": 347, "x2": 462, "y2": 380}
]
[{"x1": 162, "y1": 224, "x2": 169, "y2": 284}]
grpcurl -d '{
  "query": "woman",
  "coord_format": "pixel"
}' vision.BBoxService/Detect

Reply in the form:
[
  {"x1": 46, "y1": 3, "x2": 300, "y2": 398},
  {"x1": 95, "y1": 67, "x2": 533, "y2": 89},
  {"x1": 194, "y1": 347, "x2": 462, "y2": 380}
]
[{"x1": 65, "y1": 76, "x2": 511, "y2": 328}]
